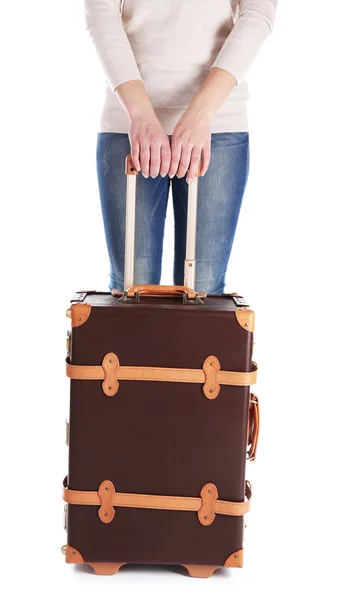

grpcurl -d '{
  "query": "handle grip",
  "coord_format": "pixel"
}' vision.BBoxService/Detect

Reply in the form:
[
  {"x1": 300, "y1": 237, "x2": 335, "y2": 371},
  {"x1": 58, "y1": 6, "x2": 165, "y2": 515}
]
[{"x1": 125, "y1": 284, "x2": 207, "y2": 299}]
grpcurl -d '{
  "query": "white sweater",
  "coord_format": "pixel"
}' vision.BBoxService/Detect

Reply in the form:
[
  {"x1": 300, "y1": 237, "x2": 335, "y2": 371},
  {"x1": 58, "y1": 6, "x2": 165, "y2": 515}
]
[{"x1": 84, "y1": 0, "x2": 277, "y2": 134}]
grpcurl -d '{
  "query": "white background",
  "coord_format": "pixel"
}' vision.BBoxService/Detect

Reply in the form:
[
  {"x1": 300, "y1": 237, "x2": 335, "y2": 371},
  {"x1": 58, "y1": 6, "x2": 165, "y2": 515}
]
[{"x1": 1, "y1": 1, "x2": 341, "y2": 598}]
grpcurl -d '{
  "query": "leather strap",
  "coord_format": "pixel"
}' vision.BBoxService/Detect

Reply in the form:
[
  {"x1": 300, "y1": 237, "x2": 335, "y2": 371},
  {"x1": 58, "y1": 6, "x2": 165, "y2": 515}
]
[
  {"x1": 66, "y1": 354, "x2": 258, "y2": 391},
  {"x1": 62, "y1": 478, "x2": 251, "y2": 519}
]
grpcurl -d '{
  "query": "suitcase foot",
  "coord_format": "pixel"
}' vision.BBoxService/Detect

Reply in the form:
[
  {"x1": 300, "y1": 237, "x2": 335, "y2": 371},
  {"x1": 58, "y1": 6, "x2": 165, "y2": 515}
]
[
  {"x1": 88, "y1": 562, "x2": 126, "y2": 575},
  {"x1": 181, "y1": 564, "x2": 221, "y2": 578},
  {"x1": 63, "y1": 543, "x2": 243, "y2": 577}
]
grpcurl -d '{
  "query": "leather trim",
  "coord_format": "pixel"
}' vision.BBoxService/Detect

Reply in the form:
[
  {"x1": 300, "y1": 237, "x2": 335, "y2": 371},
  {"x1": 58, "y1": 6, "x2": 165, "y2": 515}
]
[
  {"x1": 198, "y1": 483, "x2": 218, "y2": 526},
  {"x1": 71, "y1": 303, "x2": 91, "y2": 328},
  {"x1": 125, "y1": 154, "x2": 139, "y2": 175},
  {"x1": 235, "y1": 308, "x2": 255, "y2": 332},
  {"x1": 66, "y1": 353, "x2": 258, "y2": 396},
  {"x1": 65, "y1": 545, "x2": 84, "y2": 564},
  {"x1": 88, "y1": 563, "x2": 126, "y2": 575},
  {"x1": 98, "y1": 480, "x2": 116, "y2": 523},
  {"x1": 247, "y1": 393, "x2": 260, "y2": 461},
  {"x1": 182, "y1": 565, "x2": 221, "y2": 578},
  {"x1": 101, "y1": 353, "x2": 120, "y2": 397},
  {"x1": 66, "y1": 361, "x2": 103, "y2": 381},
  {"x1": 202, "y1": 355, "x2": 221, "y2": 399},
  {"x1": 62, "y1": 478, "x2": 252, "y2": 522},
  {"x1": 224, "y1": 549, "x2": 244, "y2": 568}
]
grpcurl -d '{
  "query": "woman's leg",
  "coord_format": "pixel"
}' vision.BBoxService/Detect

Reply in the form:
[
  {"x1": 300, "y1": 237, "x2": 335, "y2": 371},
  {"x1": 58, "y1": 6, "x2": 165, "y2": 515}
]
[
  {"x1": 172, "y1": 132, "x2": 250, "y2": 294},
  {"x1": 96, "y1": 133, "x2": 170, "y2": 291}
]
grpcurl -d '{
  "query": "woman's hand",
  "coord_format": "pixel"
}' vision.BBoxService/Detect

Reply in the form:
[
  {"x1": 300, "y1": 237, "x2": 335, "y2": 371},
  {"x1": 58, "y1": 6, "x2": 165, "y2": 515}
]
[
  {"x1": 169, "y1": 107, "x2": 211, "y2": 184},
  {"x1": 168, "y1": 67, "x2": 237, "y2": 183},
  {"x1": 115, "y1": 80, "x2": 171, "y2": 178},
  {"x1": 129, "y1": 112, "x2": 171, "y2": 178}
]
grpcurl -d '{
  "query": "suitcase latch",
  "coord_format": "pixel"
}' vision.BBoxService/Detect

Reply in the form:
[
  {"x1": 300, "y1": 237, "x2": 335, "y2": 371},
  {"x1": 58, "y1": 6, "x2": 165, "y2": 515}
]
[
  {"x1": 66, "y1": 330, "x2": 72, "y2": 357},
  {"x1": 182, "y1": 292, "x2": 204, "y2": 305},
  {"x1": 232, "y1": 296, "x2": 249, "y2": 307},
  {"x1": 65, "y1": 420, "x2": 70, "y2": 446}
]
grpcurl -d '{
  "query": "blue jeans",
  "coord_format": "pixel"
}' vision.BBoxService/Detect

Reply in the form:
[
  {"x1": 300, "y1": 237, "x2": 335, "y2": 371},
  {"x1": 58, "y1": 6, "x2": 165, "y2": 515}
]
[{"x1": 96, "y1": 132, "x2": 249, "y2": 294}]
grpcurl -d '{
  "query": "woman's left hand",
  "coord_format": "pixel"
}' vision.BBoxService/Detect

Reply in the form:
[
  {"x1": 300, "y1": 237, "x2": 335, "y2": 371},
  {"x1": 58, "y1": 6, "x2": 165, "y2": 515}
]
[{"x1": 169, "y1": 107, "x2": 211, "y2": 183}]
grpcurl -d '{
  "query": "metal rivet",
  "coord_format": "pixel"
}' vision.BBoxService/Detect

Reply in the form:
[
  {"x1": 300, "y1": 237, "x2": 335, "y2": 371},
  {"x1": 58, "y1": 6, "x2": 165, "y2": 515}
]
[
  {"x1": 245, "y1": 322, "x2": 248, "y2": 327},
  {"x1": 209, "y1": 389, "x2": 214, "y2": 393},
  {"x1": 72, "y1": 551, "x2": 76, "y2": 555},
  {"x1": 130, "y1": 167, "x2": 134, "y2": 172},
  {"x1": 208, "y1": 489, "x2": 212, "y2": 494},
  {"x1": 104, "y1": 512, "x2": 108, "y2": 517},
  {"x1": 79, "y1": 317, "x2": 83, "y2": 322},
  {"x1": 105, "y1": 487, "x2": 109, "y2": 491},
  {"x1": 108, "y1": 386, "x2": 112, "y2": 390},
  {"x1": 61, "y1": 545, "x2": 67, "y2": 555},
  {"x1": 109, "y1": 359, "x2": 112, "y2": 363},
  {"x1": 210, "y1": 361, "x2": 214, "y2": 366},
  {"x1": 234, "y1": 554, "x2": 238, "y2": 559},
  {"x1": 204, "y1": 516, "x2": 208, "y2": 520}
]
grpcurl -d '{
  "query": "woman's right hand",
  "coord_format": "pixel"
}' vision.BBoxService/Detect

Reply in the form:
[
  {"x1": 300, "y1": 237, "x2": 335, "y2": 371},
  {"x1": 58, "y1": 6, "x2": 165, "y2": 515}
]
[
  {"x1": 114, "y1": 80, "x2": 171, "y2": 178},
  {"x1": 129, "y1": 112, "x2": 171, "y2": 178}
]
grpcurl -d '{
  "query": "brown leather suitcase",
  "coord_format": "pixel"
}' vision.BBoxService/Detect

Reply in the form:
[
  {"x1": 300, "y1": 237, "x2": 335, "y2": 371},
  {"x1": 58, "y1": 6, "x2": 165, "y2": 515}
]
[{"x1": 62, "y1": 156, "x2": 259, "y2": 578}]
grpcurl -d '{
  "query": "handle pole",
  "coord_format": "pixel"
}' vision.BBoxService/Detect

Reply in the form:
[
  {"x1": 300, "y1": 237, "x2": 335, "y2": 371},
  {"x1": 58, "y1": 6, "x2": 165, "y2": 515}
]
[
  {"x1": 184, "y1": 176, "x2": 199, "y2": 290},
  {"x1": 124, "y1": 156, "x2": 138, "y2": 291},
  {"x1": 123, "y1": 155, "x2": 199, "y2": 292}
]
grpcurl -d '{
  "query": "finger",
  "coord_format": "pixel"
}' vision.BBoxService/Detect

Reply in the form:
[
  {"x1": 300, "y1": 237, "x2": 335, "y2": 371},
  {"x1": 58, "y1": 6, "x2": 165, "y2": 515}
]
[
  {"x1": 160, "y1": 141, "x2": 171, "y2": 177},
  {"x1": 176, "y1": 145, "x2": 192, "y2": 179},
  {"x1": 150, "y1": 139, "x2": 161, "y2": 179},
  {"x1": 186, "y1": 146, "x2": 202, "y2": 183},
  {"x1": 169, "y1": 138, "x2": 182, "y2": 178},
  {"x1": 200, "y1": 144, "x2": 211, "y2": 176},
  {"x1": 131, "y1": 141, "x2": 141, "y2": 172},
  {"x1": 140, "y1": 143, "x2": 150, "y2": 178}
]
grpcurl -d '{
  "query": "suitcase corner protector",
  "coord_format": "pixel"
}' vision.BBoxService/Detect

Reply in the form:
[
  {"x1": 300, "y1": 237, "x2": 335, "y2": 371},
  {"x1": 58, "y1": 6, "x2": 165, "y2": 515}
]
[{"x1": 235, "y1": 308, "x2": 255, "y2": 332}]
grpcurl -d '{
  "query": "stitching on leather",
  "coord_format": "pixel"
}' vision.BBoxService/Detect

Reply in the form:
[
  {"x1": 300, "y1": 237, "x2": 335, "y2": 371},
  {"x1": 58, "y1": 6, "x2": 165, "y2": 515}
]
[
  {"x1": 68, "y1": 500, "x2": 99, "y2": 505},
  {"x1": 114, "y1": 503, "x2": 196, "y2": 511},
  {"x1": 121, "y1": 367, "x2": 203, "y2": 375},
  {"x1": 217, "y1": 509, "x2": 247, "y2": 516},
  {"x1": 120, "y1": 376, "x2": 202, "y2": 383},
  {"x1": 119, "y1": 493, "x2": 199, "y2": 503},
  {"x1": 65, "y1": 490, "x2": 199, "y2": 503},
  {"x1": 68, "y1": 367, "x2": 102, "y2": 372}
]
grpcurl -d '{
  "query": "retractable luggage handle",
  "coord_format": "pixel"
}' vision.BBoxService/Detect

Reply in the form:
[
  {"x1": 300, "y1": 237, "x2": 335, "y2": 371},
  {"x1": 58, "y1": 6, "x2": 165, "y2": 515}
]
[{"x1": 117, "y1": 155, "x2": 204, "y2": 304}]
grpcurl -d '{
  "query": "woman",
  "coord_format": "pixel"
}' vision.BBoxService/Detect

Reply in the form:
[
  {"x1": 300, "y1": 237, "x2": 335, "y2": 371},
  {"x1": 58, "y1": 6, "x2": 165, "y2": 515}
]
[{"x1": 85, "y1": 0, "x2": 277, "y2": 294}]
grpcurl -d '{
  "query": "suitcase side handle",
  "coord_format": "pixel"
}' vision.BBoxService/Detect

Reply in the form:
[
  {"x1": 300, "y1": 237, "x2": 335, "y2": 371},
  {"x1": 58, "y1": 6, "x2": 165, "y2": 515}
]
[
  {"x1": 123, "y1": 154, "x2": 199, "y2": 293},
  {"x1": 247, "y1": 393, "x2": 259, "y2": 462}
]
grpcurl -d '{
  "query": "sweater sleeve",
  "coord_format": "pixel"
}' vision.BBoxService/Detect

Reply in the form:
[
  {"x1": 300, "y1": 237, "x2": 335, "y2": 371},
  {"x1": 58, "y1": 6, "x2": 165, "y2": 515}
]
[
  {"x1": 212, "y1": 0, "x2": 277, "y2": 84},
  {"x1": 84, "y1": 0, "x2": 142, "y2": 92}
]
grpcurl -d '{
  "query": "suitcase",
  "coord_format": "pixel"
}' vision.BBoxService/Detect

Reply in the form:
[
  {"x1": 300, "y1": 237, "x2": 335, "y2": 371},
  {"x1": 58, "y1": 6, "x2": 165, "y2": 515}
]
[{"x1": 62, "y1": 155, "x2": 259, "y2": 578}]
